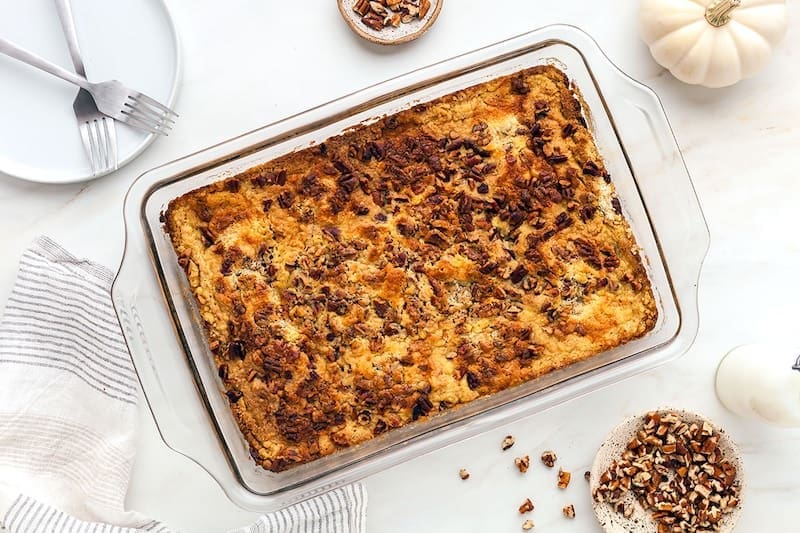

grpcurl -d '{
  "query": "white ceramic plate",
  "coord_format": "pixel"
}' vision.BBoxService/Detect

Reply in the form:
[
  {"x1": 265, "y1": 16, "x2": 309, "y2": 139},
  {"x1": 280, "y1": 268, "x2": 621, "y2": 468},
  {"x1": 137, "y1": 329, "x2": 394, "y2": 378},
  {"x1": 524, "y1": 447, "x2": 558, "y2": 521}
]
[{"x1": 0, "y1": 0, "x2": 180, "y2": 184}]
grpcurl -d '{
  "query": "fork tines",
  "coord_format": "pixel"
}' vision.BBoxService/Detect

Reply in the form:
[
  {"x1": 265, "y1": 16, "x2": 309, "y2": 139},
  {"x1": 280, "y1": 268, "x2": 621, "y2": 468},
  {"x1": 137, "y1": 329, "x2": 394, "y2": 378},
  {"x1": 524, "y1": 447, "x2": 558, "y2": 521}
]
[
  {"x1": 81, "y1": 116, "x2": 117, "y2": 175},
  {"x1": 121, "y1": 93, "x2": 178, "y2": 136}
]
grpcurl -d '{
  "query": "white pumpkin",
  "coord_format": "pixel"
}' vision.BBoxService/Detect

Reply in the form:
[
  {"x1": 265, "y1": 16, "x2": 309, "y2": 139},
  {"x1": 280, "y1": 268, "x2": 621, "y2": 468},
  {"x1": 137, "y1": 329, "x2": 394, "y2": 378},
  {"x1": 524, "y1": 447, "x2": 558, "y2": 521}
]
[{"x1": 640, "y1": 0, "x2": 788, "y2": 88}]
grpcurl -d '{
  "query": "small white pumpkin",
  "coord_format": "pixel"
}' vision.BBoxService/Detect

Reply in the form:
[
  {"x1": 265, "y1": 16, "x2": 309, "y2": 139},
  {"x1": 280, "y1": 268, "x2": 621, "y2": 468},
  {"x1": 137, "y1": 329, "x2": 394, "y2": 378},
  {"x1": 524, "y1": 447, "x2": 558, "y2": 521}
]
[{"x1": 640, "y1": 0, "x2": 788, "y2": 88}]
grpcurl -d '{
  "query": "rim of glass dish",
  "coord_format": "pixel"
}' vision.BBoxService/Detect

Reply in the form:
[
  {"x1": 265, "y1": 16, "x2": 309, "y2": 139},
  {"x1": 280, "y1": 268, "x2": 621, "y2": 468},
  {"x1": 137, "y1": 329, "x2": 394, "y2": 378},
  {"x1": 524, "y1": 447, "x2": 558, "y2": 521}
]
[{"x1": 113, "y1": 23, "x2": 709, "y2": 509}]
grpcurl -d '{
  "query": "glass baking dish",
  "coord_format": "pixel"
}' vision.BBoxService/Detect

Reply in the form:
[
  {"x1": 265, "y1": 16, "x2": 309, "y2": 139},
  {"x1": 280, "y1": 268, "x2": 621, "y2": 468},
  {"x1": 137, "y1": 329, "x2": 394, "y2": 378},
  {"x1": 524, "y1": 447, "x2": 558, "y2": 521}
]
[{"x1": 112, "y1": 24, "x2": 708, "y2": 511}]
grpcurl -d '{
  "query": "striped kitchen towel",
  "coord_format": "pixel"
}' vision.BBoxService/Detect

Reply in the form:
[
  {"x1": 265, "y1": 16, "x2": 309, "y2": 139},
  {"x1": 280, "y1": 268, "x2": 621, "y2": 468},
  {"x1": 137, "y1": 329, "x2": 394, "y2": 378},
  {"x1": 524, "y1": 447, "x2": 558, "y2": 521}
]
[{"x1": 0, "y1": 237, "x2": 367, "y2": 533}]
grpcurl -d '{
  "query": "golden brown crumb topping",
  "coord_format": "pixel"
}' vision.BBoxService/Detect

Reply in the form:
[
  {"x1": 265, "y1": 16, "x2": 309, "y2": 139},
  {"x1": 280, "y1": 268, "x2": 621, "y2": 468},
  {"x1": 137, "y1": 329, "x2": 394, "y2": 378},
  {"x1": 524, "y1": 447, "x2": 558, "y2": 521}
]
[{"x1": 164, "y1": 65, "x2": 657, "y2": 472}]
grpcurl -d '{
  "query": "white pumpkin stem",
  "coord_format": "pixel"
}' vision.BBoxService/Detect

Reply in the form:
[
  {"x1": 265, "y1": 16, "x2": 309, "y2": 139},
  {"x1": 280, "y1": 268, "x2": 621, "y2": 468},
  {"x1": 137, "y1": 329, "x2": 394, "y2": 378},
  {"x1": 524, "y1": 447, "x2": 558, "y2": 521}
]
[{"x1": 705, "y1": 0, "x2": 742, "y2": 28}]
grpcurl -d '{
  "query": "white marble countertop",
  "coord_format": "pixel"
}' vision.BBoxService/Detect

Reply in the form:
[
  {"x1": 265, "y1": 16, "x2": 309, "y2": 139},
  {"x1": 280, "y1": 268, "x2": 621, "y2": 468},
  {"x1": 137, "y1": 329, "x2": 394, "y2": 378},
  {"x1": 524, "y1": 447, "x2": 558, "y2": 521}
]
[{"x1": 1, "y1": 1, "x2": 799, "y2": 531}]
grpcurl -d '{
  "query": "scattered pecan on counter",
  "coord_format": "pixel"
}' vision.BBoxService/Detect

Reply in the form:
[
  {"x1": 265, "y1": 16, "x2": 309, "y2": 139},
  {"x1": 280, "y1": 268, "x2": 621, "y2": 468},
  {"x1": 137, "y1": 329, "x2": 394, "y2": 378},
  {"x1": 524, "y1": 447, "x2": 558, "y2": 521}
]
[
  {"x1": 557, "y1": 467, "x2": 572, "y2": 489},
  {"x1": 541, "y1": 450, "x2": 557, "y2": 468}
]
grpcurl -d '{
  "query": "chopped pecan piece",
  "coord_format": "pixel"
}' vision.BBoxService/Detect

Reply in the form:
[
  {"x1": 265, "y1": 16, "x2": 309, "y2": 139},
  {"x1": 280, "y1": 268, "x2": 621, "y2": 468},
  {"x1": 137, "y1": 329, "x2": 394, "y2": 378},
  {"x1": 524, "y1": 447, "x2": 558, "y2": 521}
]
[
  {"x1": 277, "y1": 191, "x2": 294, "y2": 209},
  {"x1": 541, "y1": 450, "x2": 557, "y2": 468},
  {"x1": 372, "y1": 299, "x2": 391, "y2": 318},
  {"x1": 534, "y1": 100, "x2": 549, "y2": 117},
  {"x1": 501, "y1": 435, "x2": 515, "y2": 451},
  {"x1": 361, "y1": 13, "x2": 384, "y2": 30},
  {"x1": 226, "y1": 389, "x2": 243, "y2": 403},
  {"x1": 547, "y1": 153, "x2": 569, "y2": 164},
  {"x1": 602, "y1": 254, "x2": 620, "y2": 269},
  {"x1": 511, "y1": 76, "x2": 530, "y2": 95},
  {"x1": 322, "y1": 226, "x2": 342, "y2": 242},
  {"x1": 459, "y1": 468, "x2": 470, "y2": 480},
  {"x1": 509, "y1": 265, "x2": 528, "y2": 284},
  {"x1": 353, "y1": 0, "x2": 370, "y2": 16},
  {"x1": 412, "y1": 394, "x2": 434, "y2": 420},
  {"x1": 479, "y1": 262, "x2": 498, "y2": 275},
  {"x1": 515, "y1": 455, "x2": 530, "y2": 474},
  {"x1": 582, "y1": 160, "x2": 601, "y2": 176},
  {"x1": 562, "y1": 504, "x2": 575, "y2": 519},
  {"x1": 228, "y1": 341, "x2": 246, "y2": 360},
  {"x1": 518, "y1": 498, "x2": 534, "y2": 514},
  {"x1": 419, "y1": 0, "x2": 431, "y2": 17},
  {"x1": 557, "y1": 468, "x2": 571, "y2": 489},
  {"x1": 579, "y1": 204, "x2": 596, "y2": 222}
]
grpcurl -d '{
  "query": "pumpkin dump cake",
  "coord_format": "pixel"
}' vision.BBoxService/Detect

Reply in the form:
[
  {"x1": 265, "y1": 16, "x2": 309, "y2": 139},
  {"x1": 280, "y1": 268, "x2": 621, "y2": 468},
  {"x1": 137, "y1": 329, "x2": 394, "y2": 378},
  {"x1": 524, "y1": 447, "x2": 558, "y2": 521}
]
[{"x1": 164, "y1": 65, "x2": 657, "y2": 472}]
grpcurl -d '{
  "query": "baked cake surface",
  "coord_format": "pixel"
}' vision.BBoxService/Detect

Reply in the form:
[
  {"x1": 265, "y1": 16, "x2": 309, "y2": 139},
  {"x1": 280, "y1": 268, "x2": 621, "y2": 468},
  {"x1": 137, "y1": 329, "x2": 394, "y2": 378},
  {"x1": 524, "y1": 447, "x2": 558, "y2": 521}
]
[{"x1": 164, "y1": 65, "x2": 657, "y2": 472}]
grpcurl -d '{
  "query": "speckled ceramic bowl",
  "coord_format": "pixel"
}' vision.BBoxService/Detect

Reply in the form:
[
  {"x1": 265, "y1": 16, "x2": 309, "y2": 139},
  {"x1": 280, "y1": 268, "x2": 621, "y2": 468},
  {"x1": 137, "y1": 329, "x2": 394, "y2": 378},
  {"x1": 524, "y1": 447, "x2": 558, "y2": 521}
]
[
  {"x1": 337, "y1": 0, "x2": 442, "y2": 45},
  {"x1": 590, "y1": 409, "x2": 744, "y2": 533}
]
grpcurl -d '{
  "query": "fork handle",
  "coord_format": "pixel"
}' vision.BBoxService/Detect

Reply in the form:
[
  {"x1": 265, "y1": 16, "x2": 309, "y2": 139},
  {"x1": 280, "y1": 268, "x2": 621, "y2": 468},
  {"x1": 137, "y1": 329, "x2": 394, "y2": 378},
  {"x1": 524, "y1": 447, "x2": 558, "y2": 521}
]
[
  {"x1": 54, "y1": 0, "x2": 86, "y2": 77},
  {"x1": 0, "y1": 36, "x2": 91, "y2": 90}
]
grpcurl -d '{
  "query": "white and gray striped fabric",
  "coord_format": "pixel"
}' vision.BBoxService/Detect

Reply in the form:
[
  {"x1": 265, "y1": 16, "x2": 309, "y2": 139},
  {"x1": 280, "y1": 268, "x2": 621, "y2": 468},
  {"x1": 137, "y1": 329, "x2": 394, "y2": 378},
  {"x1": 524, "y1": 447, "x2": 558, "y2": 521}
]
[
  {"x1": 2, "y1": 495, "x2": 168, "y2": 533},
  {"x1": 227, "y1": 485, "x2": 368, "y2": 533},
  {"x1": 0, "y1": 237, "x2": 367, "y2": 533}
]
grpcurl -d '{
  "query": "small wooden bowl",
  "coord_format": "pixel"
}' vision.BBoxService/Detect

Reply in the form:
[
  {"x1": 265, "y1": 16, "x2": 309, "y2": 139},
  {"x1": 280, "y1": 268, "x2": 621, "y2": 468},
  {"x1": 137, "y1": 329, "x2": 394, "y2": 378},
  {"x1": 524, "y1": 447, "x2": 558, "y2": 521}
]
[
  {"x1": 590, "y1": 409, "x2": 744, "y2": 533},
  {"x1": 337, "y1": 0, "x2": 443, "y2": 45}
]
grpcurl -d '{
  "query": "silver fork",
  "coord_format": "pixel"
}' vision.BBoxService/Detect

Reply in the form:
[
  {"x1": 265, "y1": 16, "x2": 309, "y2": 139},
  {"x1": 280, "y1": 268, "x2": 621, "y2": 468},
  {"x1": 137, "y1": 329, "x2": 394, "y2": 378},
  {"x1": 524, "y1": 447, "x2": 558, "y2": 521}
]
[
  {"x1": 0, "y1": 37, "x2": 177, "y2": 135},
  {"x1": 55, "y1": 0, "x2": 116, "y2": 175}
]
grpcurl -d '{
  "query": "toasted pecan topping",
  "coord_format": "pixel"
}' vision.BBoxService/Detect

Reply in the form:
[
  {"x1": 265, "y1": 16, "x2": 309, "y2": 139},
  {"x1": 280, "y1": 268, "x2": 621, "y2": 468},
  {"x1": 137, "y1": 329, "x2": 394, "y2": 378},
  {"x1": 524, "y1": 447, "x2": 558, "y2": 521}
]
[
  {"x1": 226, "y1": 389, "x2": 243, "y2": 403},
  {"x1": 164, "y1": 65, "x2": 657, "y2": 473}
]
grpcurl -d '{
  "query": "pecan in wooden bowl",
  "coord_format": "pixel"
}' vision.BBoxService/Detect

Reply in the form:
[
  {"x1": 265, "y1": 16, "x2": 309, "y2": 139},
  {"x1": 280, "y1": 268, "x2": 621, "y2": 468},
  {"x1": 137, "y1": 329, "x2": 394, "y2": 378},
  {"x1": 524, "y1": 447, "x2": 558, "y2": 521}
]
[
  {"x1": 590, "y1": 409, "x2": 743, "y2": 533},
  {"x1": 337, "y1": 0, "x2": 443, "y2": 45}
]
